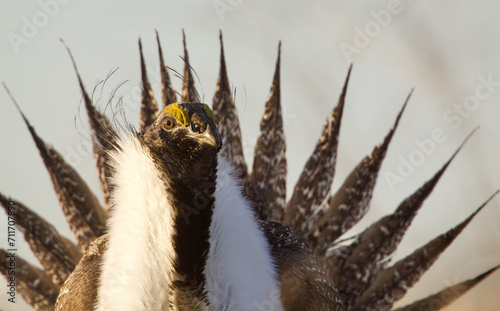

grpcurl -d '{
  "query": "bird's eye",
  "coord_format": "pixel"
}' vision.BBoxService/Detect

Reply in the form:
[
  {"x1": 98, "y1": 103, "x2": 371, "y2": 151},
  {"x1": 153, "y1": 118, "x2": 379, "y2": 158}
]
[
  {"x1": 192, "y1": 122, "x2": 200, "y2": 133},
  {"x1": 164, "y1": 117, "x2": 176, "y2": 130}
]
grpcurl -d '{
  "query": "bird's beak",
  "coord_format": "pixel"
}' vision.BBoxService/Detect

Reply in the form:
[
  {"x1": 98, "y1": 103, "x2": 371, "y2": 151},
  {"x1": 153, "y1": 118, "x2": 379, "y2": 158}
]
[{"x1": 199, "y1": 126, "x2": 222, "y2": 149}]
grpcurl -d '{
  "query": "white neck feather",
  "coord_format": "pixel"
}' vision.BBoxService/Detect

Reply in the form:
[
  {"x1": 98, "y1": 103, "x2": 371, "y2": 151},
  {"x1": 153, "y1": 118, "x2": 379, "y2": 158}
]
[
  {"x1": 204, "y1": 156, "x2": 284, "y2": 311},
  {"x1": 97, "y1": 136, "x2": 175, "y2": 311}
]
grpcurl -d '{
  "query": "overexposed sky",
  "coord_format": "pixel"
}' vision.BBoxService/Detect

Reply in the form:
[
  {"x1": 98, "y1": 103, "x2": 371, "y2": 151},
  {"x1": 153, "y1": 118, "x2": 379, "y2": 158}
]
[{"x1": 1, "y1": 1, "x2": 499, "y2": 310}]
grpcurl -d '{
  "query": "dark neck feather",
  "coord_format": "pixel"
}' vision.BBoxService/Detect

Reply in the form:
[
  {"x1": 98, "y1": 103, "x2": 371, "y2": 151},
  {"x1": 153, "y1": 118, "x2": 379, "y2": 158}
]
[
  {"x1": 148, "y1": 143, "x2": 218, "y2": 294},
  {"x1": 169, "y1": 165, "x2": 217, "y2": 284}
]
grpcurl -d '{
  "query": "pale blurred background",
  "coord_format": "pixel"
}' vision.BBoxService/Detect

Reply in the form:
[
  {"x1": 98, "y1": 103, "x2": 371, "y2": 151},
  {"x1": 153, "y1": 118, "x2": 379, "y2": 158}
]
[{"x1": 1, "y1": 1, "x2": 499, "y2": 310}]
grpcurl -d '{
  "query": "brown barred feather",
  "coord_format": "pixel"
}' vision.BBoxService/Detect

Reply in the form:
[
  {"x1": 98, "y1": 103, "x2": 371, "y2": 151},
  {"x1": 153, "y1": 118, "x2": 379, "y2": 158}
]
[
  {"x1": 12, "y1": 100, "x2": 106, "y2": 252},
  {"x1": 181, "y1": 30, "x2": 198, "y2": 102},
  {"x1": 307, "y1": 91, "x2": 412, "y2": 251},
  {"x1": 155, "y1": 30, "x2": 178, "y2": 108},
  {"x1": 0, "y1": 194, "x2": 81, "y2": 286},
  {"x1": 0, "y1": 249, "x2": 58, "y2": 311},
  {"x1": 328, "y1": 129, "x2": 477, "y2": 308},
  {"x1": 351, "y1": 191, "x2": 499, "y2": 311},
  {"x1": 64, "y1": 44, "x2": 118, "y2": 210},
  {"x1": 139, "y1": 38, "x2": 159, "y2": 132},
  {"x1": 393, "y1": 264, "x2": 500, "y2": 311},
  {"x1": 247, "y1": 43, "x2": 287, "y2": 222},
  {"x1": 286, "y1": 65, "x2": 351, "y2": 235},
  {"x1": 212, "y1": 32, "x2": 248, "y2": 179}
]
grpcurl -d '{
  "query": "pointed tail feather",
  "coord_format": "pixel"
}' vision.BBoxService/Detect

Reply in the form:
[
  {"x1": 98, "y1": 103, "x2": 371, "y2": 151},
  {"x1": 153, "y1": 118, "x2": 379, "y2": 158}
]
[
  {"x1": 393, "y1": 265, "x2": 500, "y2": 311},
  {"x1": 138, "y1": 38, "x2": 160, "y2": 132},
  {"x1": 285, "y1": 65, "x2": 352, "y2": 234},
  {"x1": 181, "y1": 30, "x2": 198, "y2": 102},
  {"x1": 4, "y1": 88, "x2": 107, "y2": 251},
  {"x1": 63, "y1": 42, "x2": 119, "y2": 209},
  {"x1": 156, "y1": 30, "x2": 178, "y2": 107},
  {"x1": 212, "y1": 31, "x2": 248, "y2": 179},
  {"x1": 351, "y1": 190, "x2": 499, "y2": 311},
  {"x1": 247, "y1": 43, "x2": 287, "y2": 221},
  {"x1": 0, "y1": 249, "x2": 58, "y2": 310},
  {"x1": 0, "y1": 193, "x2": 81, "y2": 286},
  {"x1": 306, "y1": 91, "x2": 412, "y2": 251},
  {"x1": 328, "y1": 129, "x2": 476, "y2": 305}
]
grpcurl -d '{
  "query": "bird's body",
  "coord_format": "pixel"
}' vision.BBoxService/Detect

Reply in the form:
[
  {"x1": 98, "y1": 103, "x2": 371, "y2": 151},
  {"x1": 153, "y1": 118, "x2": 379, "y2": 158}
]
[{"x1": 56, "y1": 103, "x2": 288, "y2": 311}]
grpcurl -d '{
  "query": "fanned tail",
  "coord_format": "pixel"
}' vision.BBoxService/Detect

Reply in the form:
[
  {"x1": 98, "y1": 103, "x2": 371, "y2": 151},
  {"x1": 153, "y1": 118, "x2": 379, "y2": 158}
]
[{"x1": 2, "y1": 32, "x2": 499, "y2": 311}]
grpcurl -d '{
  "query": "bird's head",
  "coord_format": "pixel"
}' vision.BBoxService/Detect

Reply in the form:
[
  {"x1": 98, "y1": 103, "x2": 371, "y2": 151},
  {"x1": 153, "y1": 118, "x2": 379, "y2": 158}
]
[{"x1": 143, "y1": 102, "x2": 222, "y2": 185}]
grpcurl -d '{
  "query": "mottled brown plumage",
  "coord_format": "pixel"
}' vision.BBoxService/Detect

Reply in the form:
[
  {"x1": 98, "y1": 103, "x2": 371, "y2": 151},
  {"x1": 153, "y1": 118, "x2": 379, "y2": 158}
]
[
  {"x1": 64, "y1": 43, "x2": 119, "y2": 210},
  {"x1": 0, "y1": 249, "x2": 58, "y2": 311},
  {"x1": 328, "y1": 129, "x2": 477, "y2": 307},
  {"x1": 8, "y1": 92, "x2": 106, "y2": 252},
  {"x1": 156, "y1": 31, "x2": 178, "y2": 108},
  {"x1": 180, "y1": 30, "x2": 198, "y2": 102},
  {"x1": 260, "y1": 220, "x2": 344, "y2": 310},
  {"x1": 55, "y1": 235, "x2": 107, "y2": 311},
  {"x1": 139, "y1": 38, "x2": 160, "y2": 132},
  {"x1": 352, "y1": 191, "x2": 499, "y2": 311},
  {"x1": 307, "y1": 91, "x2": 412, "y2": 253},
  {"x1": 393, "y1": 264, "x2": 500, "y2": 311},
  {"x1": 0, "y1": 194, "x2": 81, "y2": 287},
  {"x1": 285, "y1": 65, "x2": 351, "y2": 233},
  {"x1": 212, "y1": 31, "x2": 248, "y2": 179},
  {"x1": 247, "y1": 43, "x2": 287, "y2": 222}
]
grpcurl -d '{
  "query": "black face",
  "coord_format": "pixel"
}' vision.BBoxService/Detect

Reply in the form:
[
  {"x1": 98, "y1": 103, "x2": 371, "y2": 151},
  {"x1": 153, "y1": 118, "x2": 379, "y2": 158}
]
[{"x1": 143, "y1": 103, "x2": 222, "y2": 185}]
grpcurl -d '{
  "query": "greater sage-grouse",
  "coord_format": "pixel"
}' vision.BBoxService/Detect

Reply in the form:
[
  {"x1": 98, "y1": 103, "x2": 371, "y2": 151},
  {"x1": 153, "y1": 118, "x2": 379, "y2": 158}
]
[{"x1": 1, "y1": 31, "x2": 499, "y2": 311}]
